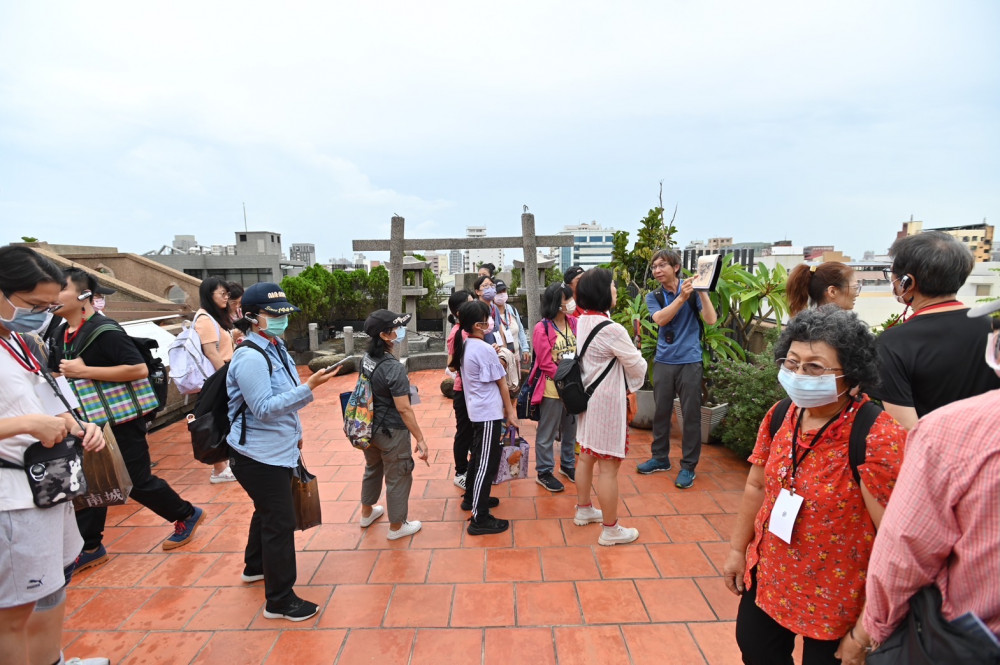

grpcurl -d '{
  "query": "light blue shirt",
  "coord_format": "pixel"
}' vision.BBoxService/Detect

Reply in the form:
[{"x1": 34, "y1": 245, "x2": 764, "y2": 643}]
[{"x1": 226, "y1": 332, "x2": 313, "y2": 468}]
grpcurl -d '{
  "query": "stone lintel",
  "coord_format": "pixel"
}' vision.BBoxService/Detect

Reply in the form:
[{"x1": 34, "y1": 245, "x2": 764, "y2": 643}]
[{"x1": 353, "y1": 235, "x2": 573, "y2": 251}]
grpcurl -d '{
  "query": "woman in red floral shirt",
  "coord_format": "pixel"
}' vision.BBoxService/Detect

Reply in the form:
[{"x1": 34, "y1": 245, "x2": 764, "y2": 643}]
[{"x1": 722, "y1": 306, "x2": 906, "y2": 665}]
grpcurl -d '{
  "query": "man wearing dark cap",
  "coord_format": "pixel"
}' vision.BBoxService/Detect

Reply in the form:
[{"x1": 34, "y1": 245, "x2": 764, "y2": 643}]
[
  {"x1": 356, "y1": 309, "x2": 428, "y2": 540},
  {"x1": 563, "y1": 266, "x2": 584, "y2": 319}
]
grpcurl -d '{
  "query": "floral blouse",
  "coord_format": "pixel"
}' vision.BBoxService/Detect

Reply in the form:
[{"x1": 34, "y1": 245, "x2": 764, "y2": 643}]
[{"x1": 744, "y1": 395, "x2": 906, "y2": 639}]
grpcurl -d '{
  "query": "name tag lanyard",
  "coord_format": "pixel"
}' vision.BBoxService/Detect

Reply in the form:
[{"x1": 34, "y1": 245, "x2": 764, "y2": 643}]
[
  {"x1": 787, "y1": 406, "x2": 846, "y2": 493},
  {"x1": 0, "y1": 333, "x2": 41, "y2": 374}
]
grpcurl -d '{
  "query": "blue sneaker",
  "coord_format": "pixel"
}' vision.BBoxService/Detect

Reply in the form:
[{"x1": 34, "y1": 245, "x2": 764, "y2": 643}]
[
  {"x1": 675, "y1": 469, "x2": 696, "y2": 489},
  {"x1": 163, "y1": 506, "x2": 205, "y2": 550},
  {"x1": 636, "y1": 458, "x2": 672, "y2": 475},
  {"x1": 75, "y1": 545, "x2": 108, "y2": 572}
]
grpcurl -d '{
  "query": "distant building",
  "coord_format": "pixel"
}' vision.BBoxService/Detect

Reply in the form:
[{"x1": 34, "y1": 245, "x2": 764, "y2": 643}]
[
  {"x1": 804, "y1": 245, "x2": 835, "y2": 261},
  {"x1": 464, "y1": 226, "x2": 504, "y2": 274},
  {"x1": 449, "y1": 249, "x2": 464, "y2": 274},
  {"x1": 146, "y1": 230, "x2": 305, "y2": 285},
  {"x1": 414, "y1": 250, "x2": 445, "y2": 276},
  {"x1": 558, "y1": 221, "x2": 617, "y2": 271},
  {"x1": 707, "y1": 237, "x2": 733, "y2": 251},
  {"x1": 897, "y1": 218, "x2": 994, "y2": 263},
  {"x1": 289, "y1": 243, "x2": 316, "y2": 266}
]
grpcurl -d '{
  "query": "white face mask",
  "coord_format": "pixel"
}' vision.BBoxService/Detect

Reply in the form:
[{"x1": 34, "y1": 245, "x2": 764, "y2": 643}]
[
  {"x1": 564, "y1": 299, "x2": 576, "y2": 314},
  {"x1": 777, "y1": 367, "x2": 845, "y2": 408},
  {"x1": 986, "y1": 331, "x2": 1000, "y2": 377},
  {"x1": 495, "y1": 292, "x2": 508, "y2": 306}
]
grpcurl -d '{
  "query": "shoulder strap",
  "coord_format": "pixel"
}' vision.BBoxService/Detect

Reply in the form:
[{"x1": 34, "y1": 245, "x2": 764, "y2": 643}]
[
  {"x1": 74, "y1": 322, "x2": 122, "y2": 357},
  {"x1": 235, "y1": 340, "x2": 273, "y2": 374},
  {"x1": 848, "y1": 401, "x2": 881, "y2": 486},
  {"x1": 579, "y1": 320, "x2": 616, "y2": 396},
  {"x1": 193, "y1": 311, "x2": 222, "y2": 351},
  {"x1": 233, "y1": 341, "x2": 272, "y2": 447},
  {"x1": 769, "y1": 398, "x2": 793, "y2": 440},
  {"x1": 654, "y1": 288, "x2": 666, "y2": 309},
  {"x1": 688, "y1": 296, "x2": 705, "y2": 341}
]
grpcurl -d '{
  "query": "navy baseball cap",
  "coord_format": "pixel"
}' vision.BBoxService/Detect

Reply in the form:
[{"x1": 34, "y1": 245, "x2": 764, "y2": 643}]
[{"x1": 241, "y1": 282, "x2": 300, "y2": 315}]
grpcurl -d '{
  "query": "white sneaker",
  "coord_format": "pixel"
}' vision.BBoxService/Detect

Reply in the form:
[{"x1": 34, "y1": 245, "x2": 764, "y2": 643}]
[
  {"x1": 65, "y1": 658, "x2": 111, "y2": 665},
  {"x1": 573, "y1": 505, "x2": 603, "y2": 526},
  {"x1": 360, "y1": 505, "x2": 384, "y2": 528},
  {"x1": 387, "y1": 520, "x2": 422, "y2": 540},
  {"x1": 210, "y1": 466, "x2": 237, "y2": 484},
  {"x1": 453, "y1": 474, "x2": 467, "y2": 490},
  {"x1": 598, "y1": 522, "x2": 639, "y2": 546}
]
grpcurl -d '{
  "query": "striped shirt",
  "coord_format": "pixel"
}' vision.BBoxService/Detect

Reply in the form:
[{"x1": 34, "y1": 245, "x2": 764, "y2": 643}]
[{"x1": 864, "y1": 388, "x2": 1000, "y2": 643}]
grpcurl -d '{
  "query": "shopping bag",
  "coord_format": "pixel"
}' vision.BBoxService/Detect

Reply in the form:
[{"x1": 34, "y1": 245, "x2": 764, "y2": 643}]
[
  {"x1": 73, "y1": 424, "x2": 133, "y2": 510},
  {"x1": 70, "y1": 377, "x2": 159, "y2": 426},
  {"x1": 291, "y1": 456, "x2": 322, "y2": 531},
  {"x1": 493, "y1": 426, "x2": 530, "y2": 484}
]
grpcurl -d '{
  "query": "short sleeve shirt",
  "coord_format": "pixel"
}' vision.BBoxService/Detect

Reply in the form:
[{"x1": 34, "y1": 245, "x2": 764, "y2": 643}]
[
  {"x1": 194, "y1": 310, "x2": 234, "y2": 363},
  {"x1": 645, "y1": 282, "x2": 703, "y2": 365},
  {"x1": 461, "y1": 338, "x2": 508, "y2": 422},
  {"x1": 744, "y1": 396, "x2": 906, "y2": 639},
  {"x1": 873, "y1": 310, "x2": 1000, "y2": 416},
  {"x1": 362, "y1": 353, "x2": 410, "y2": 431}
]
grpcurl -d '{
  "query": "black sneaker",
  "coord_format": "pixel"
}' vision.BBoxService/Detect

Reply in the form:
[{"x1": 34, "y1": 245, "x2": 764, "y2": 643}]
[
  {"x1": 461, "y1": 497, "x2": 500, "y2": 511},
  {"x1": 536, "y1": 472, "x2": 565, "y2": 493},
  {"x1": 467, "y1": 515, "x2": 509, "y2": 536},
  {"x1": 263, "y1": 596, "x2": 319, "y2": 622},
  {"x1": 558, "y1": 466, "x2": 576, "y2": 483}
]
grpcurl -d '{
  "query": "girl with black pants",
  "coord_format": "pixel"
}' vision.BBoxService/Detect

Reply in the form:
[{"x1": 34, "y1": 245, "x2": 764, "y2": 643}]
[{"x1": 445, "y1": 290, "x2": 474, "y2": 489}]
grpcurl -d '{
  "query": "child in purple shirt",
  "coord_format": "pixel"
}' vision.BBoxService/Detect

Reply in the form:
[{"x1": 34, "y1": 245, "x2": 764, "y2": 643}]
[{"x1": 448, "y1": 300, "x2": 519, "y2": 535}]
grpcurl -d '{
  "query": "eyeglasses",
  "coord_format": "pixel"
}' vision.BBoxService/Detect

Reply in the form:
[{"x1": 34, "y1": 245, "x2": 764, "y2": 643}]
[
  {"x1": 850, "y1": 281, "x2": 863, "y2": 296},
  {"x1": 776, "y1": 358, "x2": 842, "y2": 376},
  {"x1": 6, "y1": 293, "x2": 62, "y2": 314},
  {"x1": 882, "y1": 268, "x2": 895, "y2": 281}
]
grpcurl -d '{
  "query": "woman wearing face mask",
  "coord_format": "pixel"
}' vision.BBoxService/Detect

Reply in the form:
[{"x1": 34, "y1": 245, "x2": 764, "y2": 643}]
[
  {"x1": 226, "y1": 282, "x2": 245, "y2": 343},
  {"x1": 722, "y1": 306, "x2": 907, "y2": 665},
  {"x1": 492, "y1": 280, "x2": 530, "y2": 364},
  {"x1": 226, "y1": 282, "x2": 340, "y2": 622},
  {"x1": 473, "y1": 275, "x2": 501, "y2": 346},
  {"x1": 356, "y1": 310, "x2": 429, "y2": 541},
  {"x1": 528, "y1": 283, "x2": 578, "y2": 492},
  {"x1": 193, "y1": 277, "x2": 237, "y2": 483}
]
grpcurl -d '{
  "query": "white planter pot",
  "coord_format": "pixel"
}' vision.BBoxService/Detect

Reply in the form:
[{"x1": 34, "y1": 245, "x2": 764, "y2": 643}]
[{"x1": 674, "y1": 399, "x2": 729, "y2": 444}]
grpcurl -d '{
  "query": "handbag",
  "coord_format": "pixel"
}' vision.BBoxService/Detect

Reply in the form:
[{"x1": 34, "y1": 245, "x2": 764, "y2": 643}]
[
  {"x1": 493, "y1": 426, "x2": 530, "y2": 484},
  {"x1": 867, "y1": 585, "x2": 1000, "y2": 665},
  {"x1": 70, "y1": 376, "x2": 159, "y2": 427},
  {"x1": 291, "y1": 455, "x2": 322, "y2": 531},
  {"x1": 73, "y1": 424, "x2": 133, "y2": 510}
]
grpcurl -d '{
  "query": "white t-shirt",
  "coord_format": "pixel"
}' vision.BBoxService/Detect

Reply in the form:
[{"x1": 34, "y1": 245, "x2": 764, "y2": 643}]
[{"x1": 0, "y1": 339, "x2": 50, "y2": 510}]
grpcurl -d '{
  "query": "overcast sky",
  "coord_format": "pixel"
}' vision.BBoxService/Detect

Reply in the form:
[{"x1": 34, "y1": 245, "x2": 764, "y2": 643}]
[{"x1": 1, "y1": 1, "x2": 997, "y2": 264}]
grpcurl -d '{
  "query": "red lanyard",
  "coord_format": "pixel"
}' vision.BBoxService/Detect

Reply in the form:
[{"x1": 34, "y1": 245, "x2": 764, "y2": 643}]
[
  {"x1": 0, "y1": 333, "x2": 41, "y2": 374},
  {"x1": 910, "y1": 300, "x2": 963, "y2": 318}
]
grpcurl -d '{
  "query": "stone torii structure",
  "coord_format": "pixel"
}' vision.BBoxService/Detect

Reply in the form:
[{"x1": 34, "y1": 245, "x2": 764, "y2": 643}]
[{"x1": 353, "y1": 214, "x2": 574, "y2": 333}]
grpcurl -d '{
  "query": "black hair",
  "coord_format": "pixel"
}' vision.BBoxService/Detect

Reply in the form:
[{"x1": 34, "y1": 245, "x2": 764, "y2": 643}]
[
  {"x1": 226, "y1": 281, "x2": 244, "y2": 300},
  {"x1": 199, "y1": 277, "x2": 234, "y2": 330},
  {"x1": 774, "y1": 305, "x2": 880, "y2": 392},
  {"x1": 575, "y1": 267, "x2": 614, "y2": 313},
  {"x1": 541, "y1": 283, "x2": 573, "y2": 320},
  {"x1": 448, "y1": 289, "x2": 472, "y2": 324},
  {"x1": 889, "y1": 231, "x2": 974, "y2": 297},
  {"x1": 367, "y1": 326, "x2": 393, "y2": 357},
  {"x1": 479, "y1": 263, "x2": 495, "y2": 276},
  {"x1": 0, "y1": 246, "x2": 64, "y2": 296},
  {"x1": 448, "y1": 300, "x2": 489, "y2": 373},
  {"x1": 473, "y1": 274, "x2": 494, "y2": 293},
  {"x1": 233, "y1": 300, "x2": 263, "y2": 334},
  {"x1": 62, "y1": 267, "x2": 97, "y2": 302}
]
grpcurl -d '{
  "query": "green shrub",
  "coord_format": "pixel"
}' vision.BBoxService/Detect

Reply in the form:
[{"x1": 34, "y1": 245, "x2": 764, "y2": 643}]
[{"x1": 707, "y1": 330, "x2": 785, "y2": 459}]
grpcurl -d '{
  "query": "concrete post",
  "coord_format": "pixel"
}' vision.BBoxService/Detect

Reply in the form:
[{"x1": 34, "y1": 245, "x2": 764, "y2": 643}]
[
  {"x1": 522, "y1": 212, "x2": 540, "y2": 332},
  {"x1": 343, "y1": 326, "x2": 354, "y2": 356},
  {"x1": 388, "y1": 216, "x2": 405, "y2": 314},
  {"x1": 308, "y1": 322, "x2": 319, "y2": 351}
]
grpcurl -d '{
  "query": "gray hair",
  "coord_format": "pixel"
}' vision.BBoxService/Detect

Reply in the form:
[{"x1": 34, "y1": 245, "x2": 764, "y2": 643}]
[
  {"x1": 774, "y1": 305, "x2": 880, "y2": 391},
  {"x1": 889, "y1": 231, "x2": 974, "y2": 297}
]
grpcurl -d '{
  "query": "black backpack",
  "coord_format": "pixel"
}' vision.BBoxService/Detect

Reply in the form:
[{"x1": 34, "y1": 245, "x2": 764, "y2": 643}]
[
  {"x1": 554, "y1": 320, "x2": 616, "y2": 415},
  {"x1": 187, "y1": 342, "x2": 271, "y2": 464},
  {"x1": 768, "y1": 397, "x2": 882, "y2": 485}
]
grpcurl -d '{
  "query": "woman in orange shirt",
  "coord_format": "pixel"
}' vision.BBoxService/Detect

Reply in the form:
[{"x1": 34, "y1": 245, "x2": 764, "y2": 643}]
[
  {"x1": 193, "y1": 277, "x2": 237, "y2": 483},
  {"x1": 722, "y1": 306, "x2": 906, "y2": 665}
]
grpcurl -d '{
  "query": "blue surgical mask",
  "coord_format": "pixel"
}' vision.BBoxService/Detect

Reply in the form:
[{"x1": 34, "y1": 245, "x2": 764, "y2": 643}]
[
  {"x1": 482, "y1": 286, "x2": 497, "y2": 301},
  {"x1": 777, "y1": 367, "x2": 845, "y2": 408},
  {"x1": 0, "y1": 296, "x2": 54, "y2": 333},
  {"x1": 395, "y1": 326, "x2": 406, "y2": 341},
  {"x1": 261, "y1": 314, "x2": 289, "y2": 338}
]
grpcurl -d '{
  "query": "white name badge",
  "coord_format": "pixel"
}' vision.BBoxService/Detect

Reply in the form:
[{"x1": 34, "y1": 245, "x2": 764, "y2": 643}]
[
  {"x1": 768, "y1": 488, "x2": 804, "y2": 544},
  {"x1": 34, "y1": 376, "x2": 80, "y2": 417}
]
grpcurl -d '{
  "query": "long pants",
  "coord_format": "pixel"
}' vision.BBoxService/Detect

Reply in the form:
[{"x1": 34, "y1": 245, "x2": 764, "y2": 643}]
[
  {"x1": 651, "y1": 361, "x2": 703, "y2": 471},
  {"x1": 452, "y1": 390, "x2": 474, "y2": 476},
  {"x1": 735, "y1": 568, "x2": 840, "y2": 665},
  {"x1": 76, "y1": 421, "x2": 193, "y2": 551},
  {"x1": 229, "y1": 449, "x2": 297, "y2": 607},
  {"x1": 361, "y1": 428, "x2": 415, "y2": 524},
  {"x1": 463, "y1": 419, "x2": 503, "y2": 521},
  {"x1": 534, "y1": 397, "x2": 576, "y2": 474}
]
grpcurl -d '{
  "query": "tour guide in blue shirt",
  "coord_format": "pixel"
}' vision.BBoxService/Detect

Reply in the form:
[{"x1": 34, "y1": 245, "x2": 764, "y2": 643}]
[
  {"x1": 226, "y1": 282, "x2": 340, "y2": 622},
  {"x1": 637, "y1": 249, "x2": 717, "y2": 489}
]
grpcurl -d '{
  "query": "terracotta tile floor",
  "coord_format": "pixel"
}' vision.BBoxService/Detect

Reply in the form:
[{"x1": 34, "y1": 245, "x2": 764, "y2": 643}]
[{"x1": 63, "y1": 368, "x2": 757, "y2": 664}]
